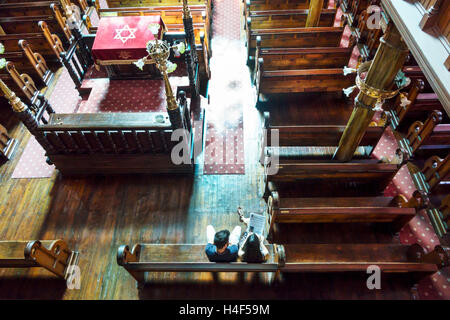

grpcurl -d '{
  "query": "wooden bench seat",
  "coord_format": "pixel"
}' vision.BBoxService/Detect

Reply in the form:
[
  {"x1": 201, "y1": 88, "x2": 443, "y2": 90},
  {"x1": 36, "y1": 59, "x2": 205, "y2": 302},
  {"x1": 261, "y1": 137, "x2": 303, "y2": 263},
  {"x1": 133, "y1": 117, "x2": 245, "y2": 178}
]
[
  {"x1": 410, "y1": 154, "x2": 449, "y2": 195},
  {"x1": 254, "y1": 46, "x2": 354, "y2": 73},
  {"x1": 247, "y1": 26, "x2": 345, "y2": 63},
  {"x1": 0, "y1": 240, "x2": 79, "y2": 279},
  {"x1": 106, "y1": 0, "x2": 211, "y2": 7},
  {"x1": 0, "y1": 33, "x2": 56, "y2": 57},
  {"x1": 261, "y1": 111, "x2": 388, "y2": 161},
  {"x1": 279, "y1": 243, "x2": 446, "y2": 273},
  {"x1": 244, "y1": 0, "x2": 331, "y2": 19},
  {"x1": 117, "y1": 242, "x2": 447, "y2": 288},
  {"x1": 0, "y1": 1, "x2": 59, "y2": 17},
  {"x1": 255, "y1": 68, "x2": 356, "y2": 99},
  {"x1": 0, "y1": 15, "x2": 61, "y2": 34},
  {"x1": 267, "y1": 193, "x2": 417, "y2": 235},
  {"x1": 246, "y1": 8, "x2": 336, "y2": 31},
  {"x1": 264, "y1": 157, "x2": 404, "y2": 197},
  {"x1": 399, "y1": 111, "x2": 450, "y2": 159},
  {"x1": 117, "y1": 243, "x2": 279, "y2": 287}
]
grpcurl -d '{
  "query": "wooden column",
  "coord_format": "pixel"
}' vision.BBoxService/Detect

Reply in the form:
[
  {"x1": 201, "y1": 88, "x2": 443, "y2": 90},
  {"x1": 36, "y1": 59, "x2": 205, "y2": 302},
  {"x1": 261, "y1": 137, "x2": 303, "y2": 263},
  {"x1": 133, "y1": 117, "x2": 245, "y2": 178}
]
[
  {"x1": 305, "y1": 0, "x2": 325, "y2": 27},
  {"x1": 333, "y1": 22, "x2": 409, "y2": 162}
]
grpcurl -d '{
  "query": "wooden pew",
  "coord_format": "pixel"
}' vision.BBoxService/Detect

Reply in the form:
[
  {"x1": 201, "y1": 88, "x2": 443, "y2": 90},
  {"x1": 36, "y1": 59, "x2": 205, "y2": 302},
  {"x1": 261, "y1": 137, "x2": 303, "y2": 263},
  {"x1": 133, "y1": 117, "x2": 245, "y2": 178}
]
[
  {"x1": 426, "y1": 194, "x2": 450, "y2": 238},
  {"x1": 389, "y1": 79, "x2": 446, "y2": 132},
  {"x1": 0, "y1": 1, "x2": 59, "y2": 17},
  {"x1": 399, "y1": 110, "x2": 450, "y2": 159},
  {"x1": 255, "y1": 67, "x2": 356, "y2": 101},
  {"x1": 278, "y1": 243, "x2": 448, "y2": 274},
  {"x1": 0, "y1": 33, "x2": 56, "y2": 57},
  {"x1": 254, "y1": 46, "x2": 354, "y2": 73},
  {"x1": 0, "y1": 123, "x2": 18, "y2": 161},
  {"x1": 410, "y1": 154, "x2": 449, "y2": 195},
  {"x1": 117, "y1": 242, "x2": 447, "y2": 288},
  {"x1": 244, "y1": 0, "x2": 331, "y2": 20},
  {"x1": 117, "y1": 243, "x2": 279, "y2": 288},
  {"x1": 261, "y1": 111, "x2": 388, "y2": 161},
  {"x1": 252, "y1": 45, "x2": 356, "y2": 99},
  {"x1": 105, "y1": 0, "x2": 213, "y2": 20},
  {"x1": 340, "y1": 0, "x2": 371, "y2": 27},
  {"x1": 267, "y1": 192, "x2": 418, "y2": 236},
  {"x1": 0, "y1": 15, "x2": 61, "y2": 35},
  {"x1": 0, "y1": 240, "x2": 79, "y2": 279},
  {"x1": 4, "y1": 61, "x2": 43, "y2": 101},
  {"x1": 106, "y1": 0, "x2": 210, "y2": 7},
  {"x1": 98, "y1": 5, "x2": 211, "y2": 44},
  {"x1": 264, "y1": 155, "x2": 405, "y2": 198},
  {"x1": 247, "y1": 26, "x2": 345, "y2": 63},
  {"x1": 246, "y1": 8, "x2": 337, "y2": 31}
]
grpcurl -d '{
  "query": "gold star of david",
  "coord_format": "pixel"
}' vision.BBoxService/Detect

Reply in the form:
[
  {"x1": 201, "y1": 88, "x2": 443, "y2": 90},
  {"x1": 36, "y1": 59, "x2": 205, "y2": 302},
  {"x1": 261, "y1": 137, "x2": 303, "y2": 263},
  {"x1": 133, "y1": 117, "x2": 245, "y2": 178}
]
[{"x1": 113, "y1": 25, "x2": 137, "y2": 44}]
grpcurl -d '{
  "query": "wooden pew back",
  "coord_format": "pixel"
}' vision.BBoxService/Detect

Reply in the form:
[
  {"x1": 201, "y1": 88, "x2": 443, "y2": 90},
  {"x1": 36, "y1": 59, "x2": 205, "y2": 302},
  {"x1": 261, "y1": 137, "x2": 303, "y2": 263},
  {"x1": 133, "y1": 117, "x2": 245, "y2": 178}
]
[
  {"x1": 0, "y1": 1, "x2": 59, "y2": 17},
  {"x1": 264, "y1": 159, "x2": 402, "y2": 197},
  {"x1": 0, "y1": 15, "x2": 60, "y2": 34},
  {"x1": 267, "y1": 192, "x2": 416, "y2": 234},
  {"x1": 247, "y1": 9, "x2": 336, "y2": 29},
  {"x1": 0, "y1": 240, "x2": 78, "y2": 279},
  {"x1": 117, "y1": 242, "x2": 447, "y2": 287},
  {"x1": 255, "y1": 47, "x2": 353, "y2": 72}
]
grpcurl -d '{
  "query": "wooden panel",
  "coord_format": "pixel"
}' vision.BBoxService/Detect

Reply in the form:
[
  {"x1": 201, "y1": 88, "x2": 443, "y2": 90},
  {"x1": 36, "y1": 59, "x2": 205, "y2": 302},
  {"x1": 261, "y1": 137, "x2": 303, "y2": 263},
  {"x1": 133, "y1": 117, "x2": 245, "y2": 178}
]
[
  {"x1": 259, "y1": 47, "x2": 353, "y2": 71},
  {"x1": 248, "y1": 9, "x2": 336, "y2": 29}
]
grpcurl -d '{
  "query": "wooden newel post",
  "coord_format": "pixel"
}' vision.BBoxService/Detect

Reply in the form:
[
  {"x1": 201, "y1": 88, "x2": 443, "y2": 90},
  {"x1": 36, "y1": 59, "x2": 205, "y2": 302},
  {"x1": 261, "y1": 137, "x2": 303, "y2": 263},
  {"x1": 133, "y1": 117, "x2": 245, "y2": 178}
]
[
  {"x1": 333, "y1": 22, "x2": 409, "y2": 162},
  {"x1": 0, "y1": 80, "x2": 54, "y2": 153},
  {"x1": 305, "y1": 0, "x2": 325, "y2": 27},
  {"x1": 163, "y1": 72, "x2": 184, "y2": 130}
]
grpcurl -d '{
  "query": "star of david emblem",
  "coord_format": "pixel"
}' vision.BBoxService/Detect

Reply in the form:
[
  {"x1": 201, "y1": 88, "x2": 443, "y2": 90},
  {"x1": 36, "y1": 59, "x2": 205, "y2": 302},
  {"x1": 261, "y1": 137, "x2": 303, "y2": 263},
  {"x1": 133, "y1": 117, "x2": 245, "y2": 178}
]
[
  {"x1": 118, "y1": 51, "x2": 132, "y2": 59},
  {"x1": 114, "y1": 25, "x2": 137, "y2": 44}
]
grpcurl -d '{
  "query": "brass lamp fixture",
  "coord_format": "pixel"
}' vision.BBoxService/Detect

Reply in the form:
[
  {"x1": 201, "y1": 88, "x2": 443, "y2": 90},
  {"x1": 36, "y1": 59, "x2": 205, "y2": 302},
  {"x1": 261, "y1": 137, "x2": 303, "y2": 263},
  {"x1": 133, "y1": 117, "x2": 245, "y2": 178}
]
[
  {"x1": 134, "y1": 24, "x2": 186, "y2": 128},
  {"x1": 343, "y1": 60, "x2": 411, "y2": 111}
]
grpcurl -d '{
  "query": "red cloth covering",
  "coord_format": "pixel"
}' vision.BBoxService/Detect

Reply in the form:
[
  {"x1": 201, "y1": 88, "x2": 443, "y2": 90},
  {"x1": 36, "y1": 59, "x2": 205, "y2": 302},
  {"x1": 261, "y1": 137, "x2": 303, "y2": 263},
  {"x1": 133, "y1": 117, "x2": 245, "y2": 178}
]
[{"x1": 92, "y1": 16, "x2": 163, "y2": 62}]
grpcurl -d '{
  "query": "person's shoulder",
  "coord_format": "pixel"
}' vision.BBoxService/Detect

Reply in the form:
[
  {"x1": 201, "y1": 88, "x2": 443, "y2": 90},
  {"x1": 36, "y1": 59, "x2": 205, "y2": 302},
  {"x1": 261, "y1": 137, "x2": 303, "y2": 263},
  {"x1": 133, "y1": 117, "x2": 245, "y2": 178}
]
[
  {"x1": 205, "y1": 243, "x2": 216, "y2": 254},
  {"x1": 228, "y1": 244, "x2": 239, "y2": 254}
]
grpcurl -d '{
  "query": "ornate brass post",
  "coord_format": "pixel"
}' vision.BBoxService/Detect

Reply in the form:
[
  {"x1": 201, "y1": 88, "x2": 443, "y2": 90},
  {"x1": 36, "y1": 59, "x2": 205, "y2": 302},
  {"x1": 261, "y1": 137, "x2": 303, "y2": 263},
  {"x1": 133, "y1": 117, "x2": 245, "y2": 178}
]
[
  {"x1": 147, "y1": 40, "x2": 184, "y2": 129},
  {"x1": 0, "y1": 79, "x2": 54, "y2": 152},
  {"x1": 305, "y1": 0, "x2": 324, "y2": 27},
  {"x1": 333, "y1": 22, "x2": 409, "y2": 161}
]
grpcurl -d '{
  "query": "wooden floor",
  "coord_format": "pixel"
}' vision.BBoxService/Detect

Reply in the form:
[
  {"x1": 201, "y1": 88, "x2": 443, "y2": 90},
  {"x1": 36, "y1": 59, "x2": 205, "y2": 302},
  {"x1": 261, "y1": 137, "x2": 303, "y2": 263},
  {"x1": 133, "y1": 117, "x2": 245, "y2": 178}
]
[{"x1": 0, "y1": 14, "x2": 419, "y2": 301}]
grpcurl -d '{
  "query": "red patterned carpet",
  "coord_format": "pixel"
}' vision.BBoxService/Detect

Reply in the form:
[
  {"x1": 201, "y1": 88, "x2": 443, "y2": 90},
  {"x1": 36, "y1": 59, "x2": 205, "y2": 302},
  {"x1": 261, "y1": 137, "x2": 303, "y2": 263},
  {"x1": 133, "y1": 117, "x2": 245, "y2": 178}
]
[
  {"x1": 203, "y1": 0, "x2": 246, "y2": 174},
  {"x1": 11, "y1": 69, "x2": 81, "y2": 179}
]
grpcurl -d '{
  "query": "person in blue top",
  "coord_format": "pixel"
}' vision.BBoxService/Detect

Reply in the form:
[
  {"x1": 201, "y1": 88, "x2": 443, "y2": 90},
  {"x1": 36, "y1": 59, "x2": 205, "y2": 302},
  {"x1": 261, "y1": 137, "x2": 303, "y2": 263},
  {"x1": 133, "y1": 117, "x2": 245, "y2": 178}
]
[{"x1": 205, "y1": 224, "x2": 241, "y2": 262}]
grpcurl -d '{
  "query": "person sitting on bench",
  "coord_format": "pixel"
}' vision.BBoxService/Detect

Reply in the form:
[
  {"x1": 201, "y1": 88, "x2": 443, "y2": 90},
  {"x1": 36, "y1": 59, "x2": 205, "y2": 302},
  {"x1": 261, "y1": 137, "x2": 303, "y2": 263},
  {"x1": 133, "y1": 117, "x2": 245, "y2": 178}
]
[
  {"x1": 205, "y1": 225, "x2": 241, "y2": 262},
  {"x1": 237, "y1": 207, "x2": 269, "y2": 263}
]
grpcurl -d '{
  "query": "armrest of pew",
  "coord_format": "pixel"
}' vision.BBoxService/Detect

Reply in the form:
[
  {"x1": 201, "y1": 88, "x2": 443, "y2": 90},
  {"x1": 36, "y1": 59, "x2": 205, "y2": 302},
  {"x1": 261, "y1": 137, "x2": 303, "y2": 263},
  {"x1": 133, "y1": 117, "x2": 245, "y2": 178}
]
[{"x1": 0, "y1": 240, "x2": 79, "y2": 279}]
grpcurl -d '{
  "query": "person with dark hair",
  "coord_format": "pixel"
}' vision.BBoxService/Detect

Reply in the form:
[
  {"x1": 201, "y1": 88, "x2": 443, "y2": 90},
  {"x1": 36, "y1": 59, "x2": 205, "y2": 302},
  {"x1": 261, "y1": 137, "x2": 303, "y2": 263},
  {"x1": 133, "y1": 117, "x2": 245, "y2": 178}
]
[
  {"x1": 237, "y1": 207, "x2": 269, "y2": 263},
  {"x1": 205, "y1": 224, "x2": 241, "y2": 262}
]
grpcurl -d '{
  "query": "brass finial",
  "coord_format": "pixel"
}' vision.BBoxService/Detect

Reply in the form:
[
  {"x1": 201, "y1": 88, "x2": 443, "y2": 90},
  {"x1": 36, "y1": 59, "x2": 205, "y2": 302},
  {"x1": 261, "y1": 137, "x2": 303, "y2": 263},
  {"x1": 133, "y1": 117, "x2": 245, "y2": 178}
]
[
  {"x1": 0, "y1": 79, "x2": 27, "y2": 112},
  {"x1": 183, "y1": 0, "x2": 192, "y2": 19},
  {"x1": 146, "y1": 41, "x2": 178, "y2": 111}
]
